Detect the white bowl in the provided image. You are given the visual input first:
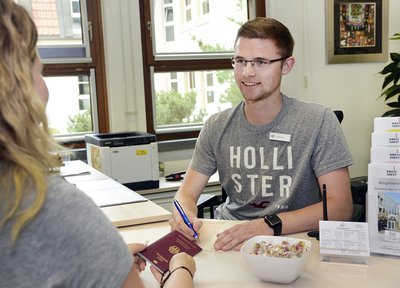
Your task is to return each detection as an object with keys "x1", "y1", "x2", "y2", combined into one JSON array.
[{"x1": 240, "y1": 235, "x2": 311, "y2": 284}]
